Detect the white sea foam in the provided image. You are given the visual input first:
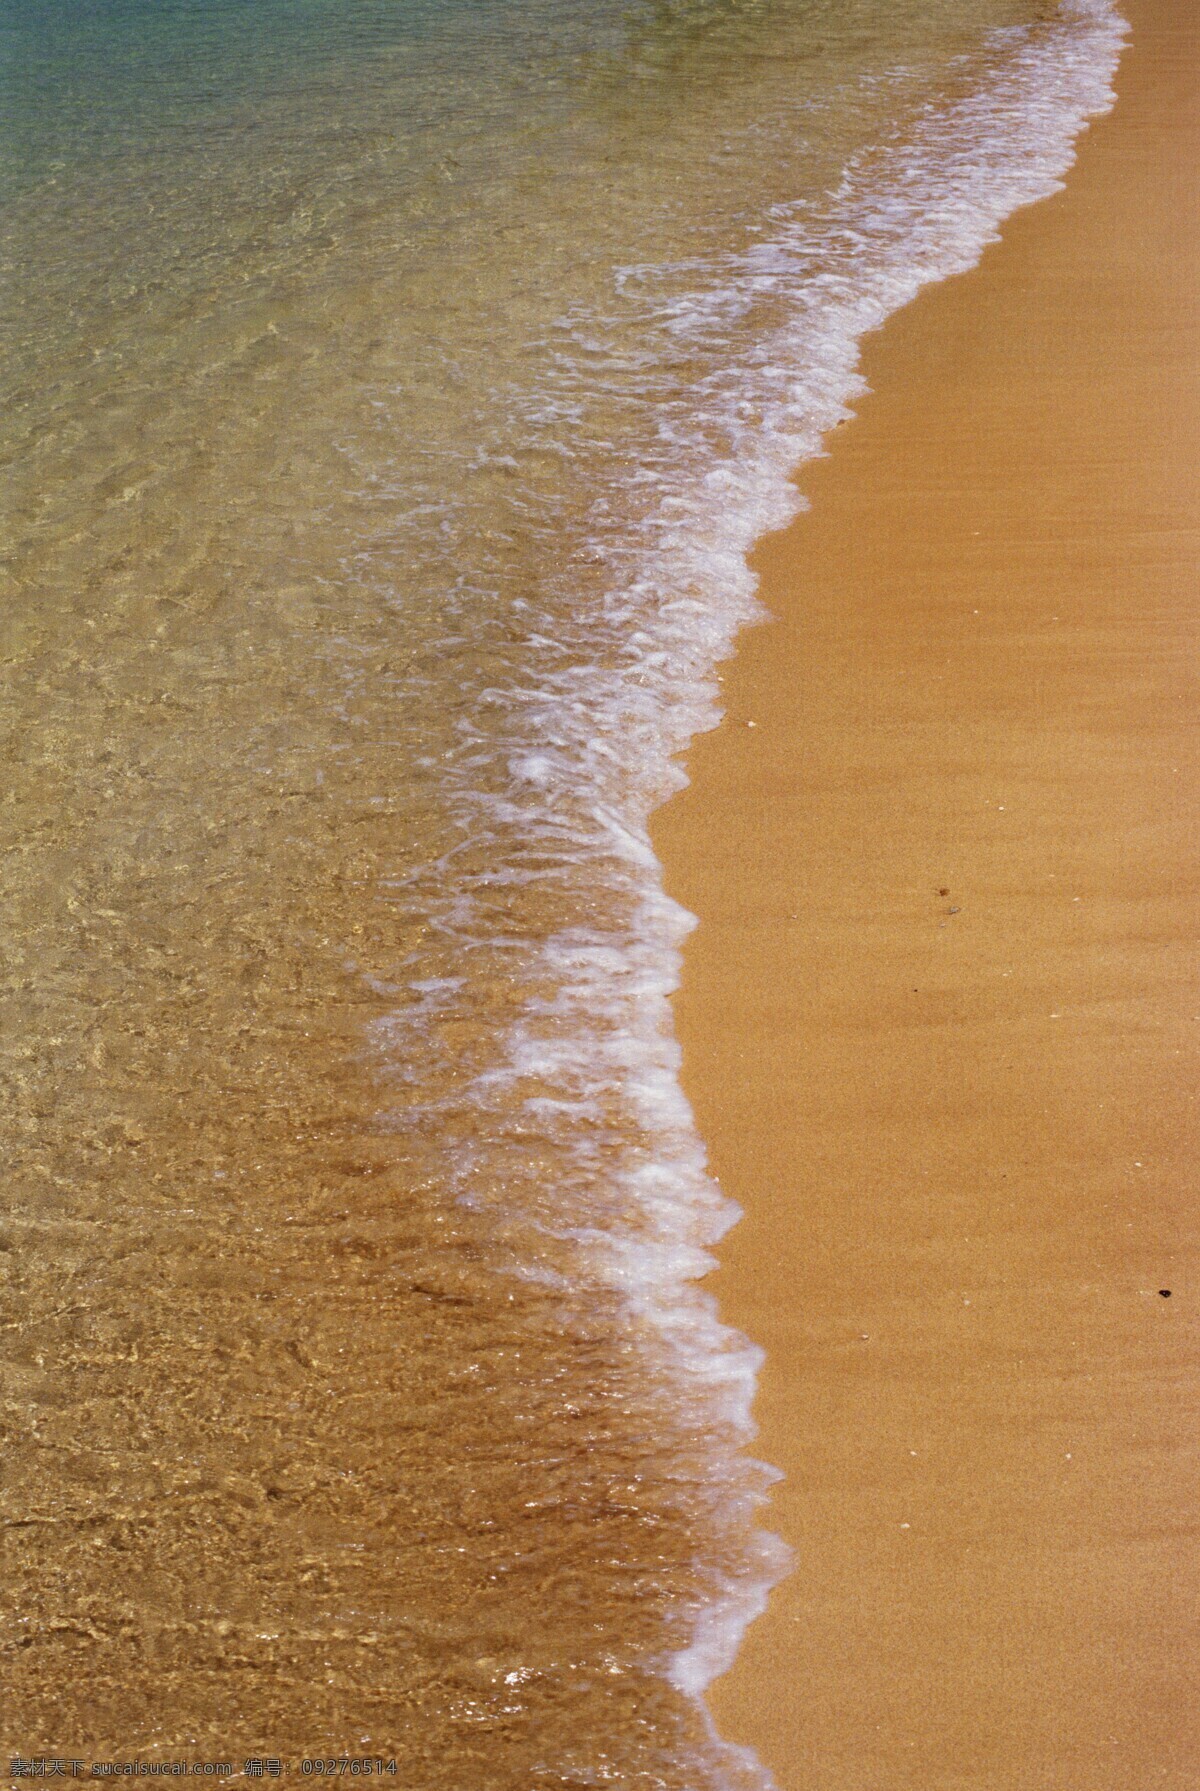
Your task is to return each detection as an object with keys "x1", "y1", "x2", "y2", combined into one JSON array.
[{"x1": 390, "y1": 0, "x2": 1127, "y2": 1780}]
